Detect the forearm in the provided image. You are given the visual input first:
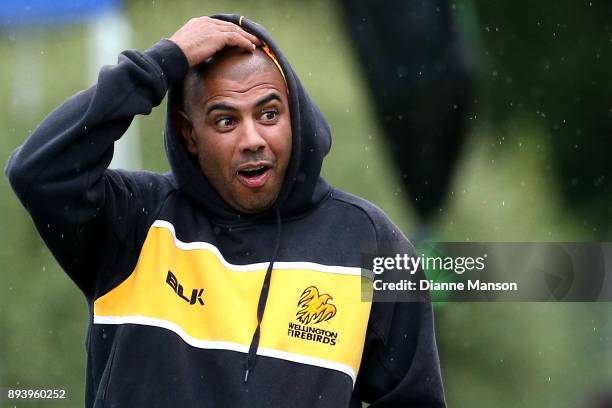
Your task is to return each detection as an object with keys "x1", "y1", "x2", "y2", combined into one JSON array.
[
  {"x1": 5, "y1": 39, "x2": 187, "y2": 213},
  {"x1": 356, "y1": 225, "x2": 446, "y2": 407},
  {"x1": 363, "y1": 302, "x2": 446, "y2": 407},
  {"x1": 4, "y1": 39, "x2": 188, "y2": 296}
]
